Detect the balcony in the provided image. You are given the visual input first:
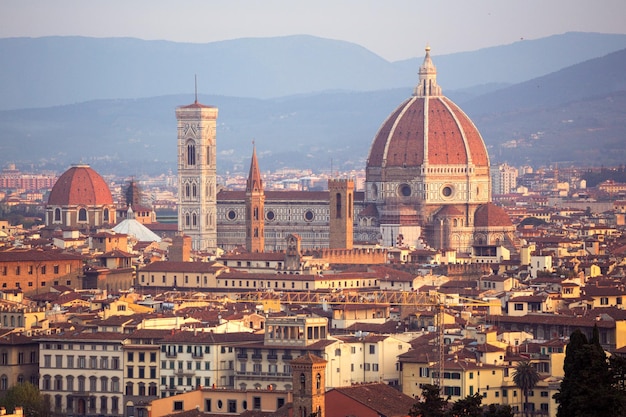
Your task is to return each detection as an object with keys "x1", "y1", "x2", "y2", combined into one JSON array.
[
  {"x1": 191, "y1": 352, "x2": 203, "y2": 359},
  {"x1": 175, "y1": 369, "x2": 194, "y2": 376},
  {"x1": 237, "y1": 353, "x2": 248, "y2": 360},
  {"x1": 251, "y1": 353, "x2": 262, "y2": 360},
  {"x1": 281, "y1": 355, "x2": 293, "y2": 360},
  {"x1": 267, "y1": 354, "x2": 278, "y2": 361},
  {"x1": 235, "y1": 371, "x2": 291, "y2": 380},
  {"x1": 165, "y1": 352, "x2": 177, "y2": 358}
]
